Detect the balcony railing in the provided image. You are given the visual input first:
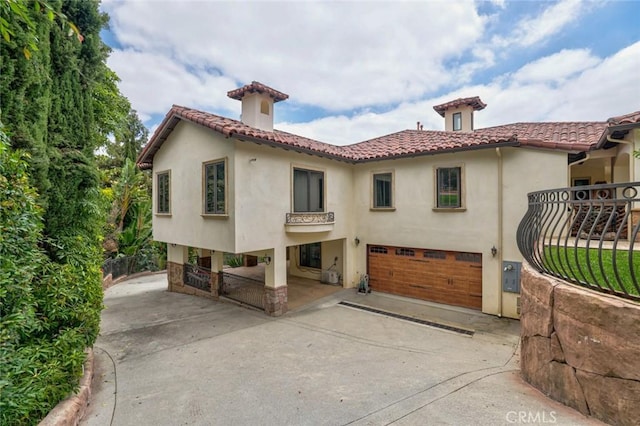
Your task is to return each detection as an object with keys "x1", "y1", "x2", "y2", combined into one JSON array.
[
  {"x1": 284, "y1": 212, "x2": 335, "y2": 232},
  {"x1": 517, "y1": 182, "x2": 640, "y2": 302}
]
